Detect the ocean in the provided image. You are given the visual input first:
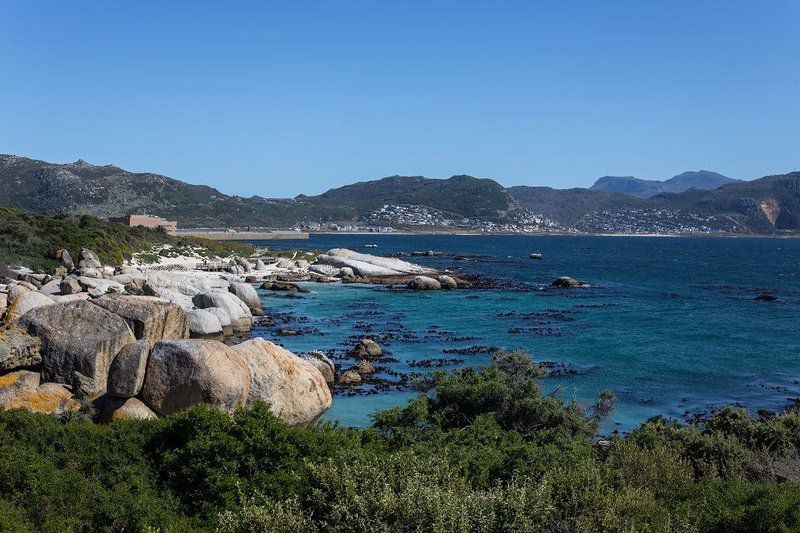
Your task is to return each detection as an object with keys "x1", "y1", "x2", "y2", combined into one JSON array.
[{"x1": 251, "y1": 234, "x2": 800, "y2": 433}]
